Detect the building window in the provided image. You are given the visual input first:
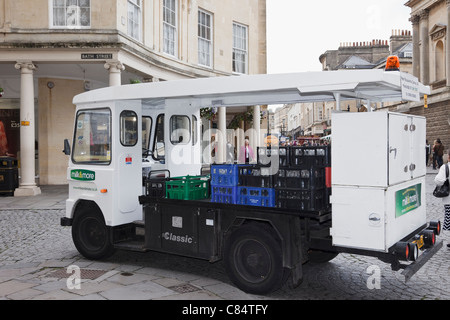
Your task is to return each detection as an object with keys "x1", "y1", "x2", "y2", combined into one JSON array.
[
  {"x1": 51, "y1": 0, "x2": 91, "y2": 28},
  {"x1": 198, "y1": 10, "x2": 213, "y2": 68},
  {"x1": 435, "y1": 40, "x2": 445, "y2": 81},
  {"x1": 163, "y1": 0, "x2": 178, "y2": 57},
  {"x1": 232, "y1": 22, "x2": 248, "y2": 74},
  {"x1": 128, "y1": 0, "x2": 142, "y2": 41}
]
